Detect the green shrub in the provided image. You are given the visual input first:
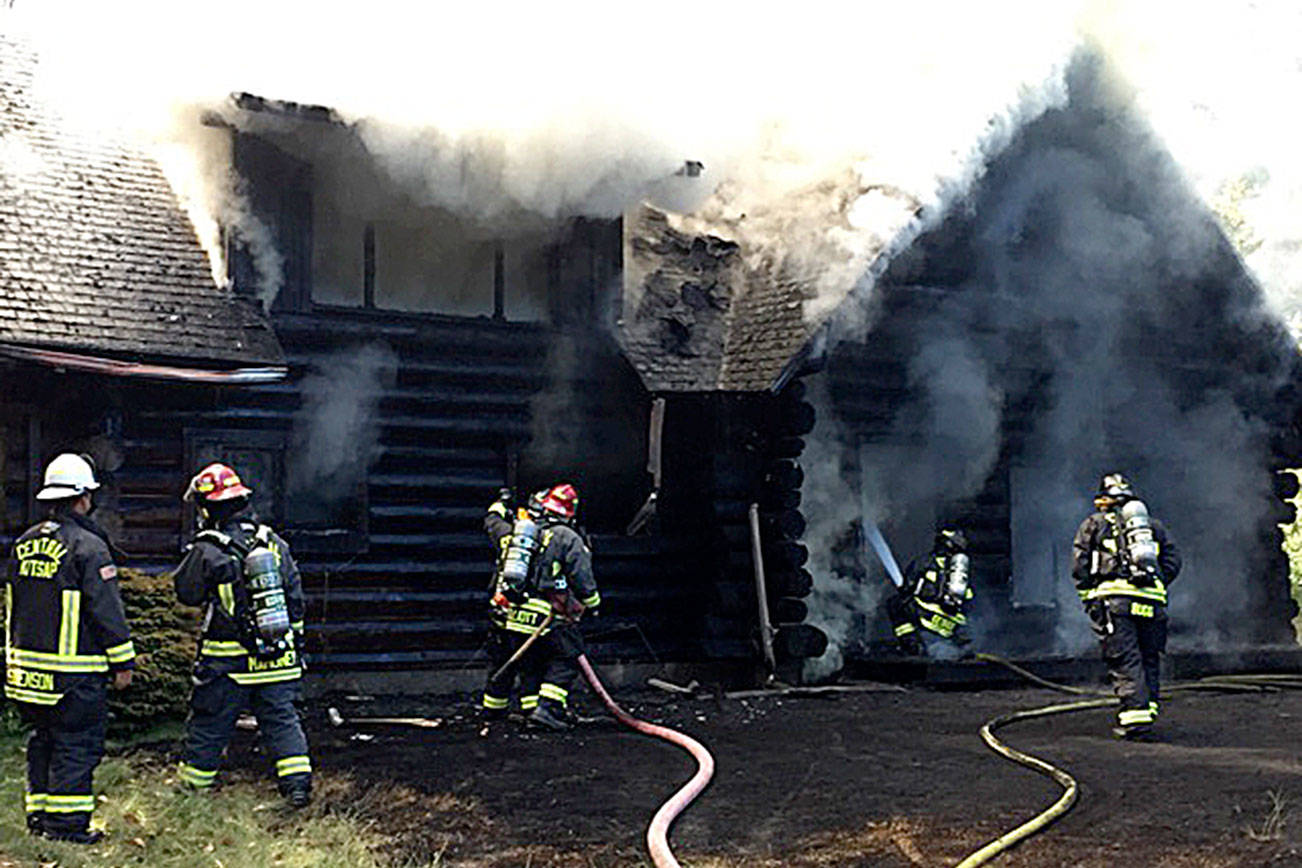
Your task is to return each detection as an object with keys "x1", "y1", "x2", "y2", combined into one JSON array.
[
  {"x1": 0, "y1": 568, "x2": 198, "y2": 735},
  {"x1": 110, "y1": 568, "x2": 200, "y2": 732}
]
